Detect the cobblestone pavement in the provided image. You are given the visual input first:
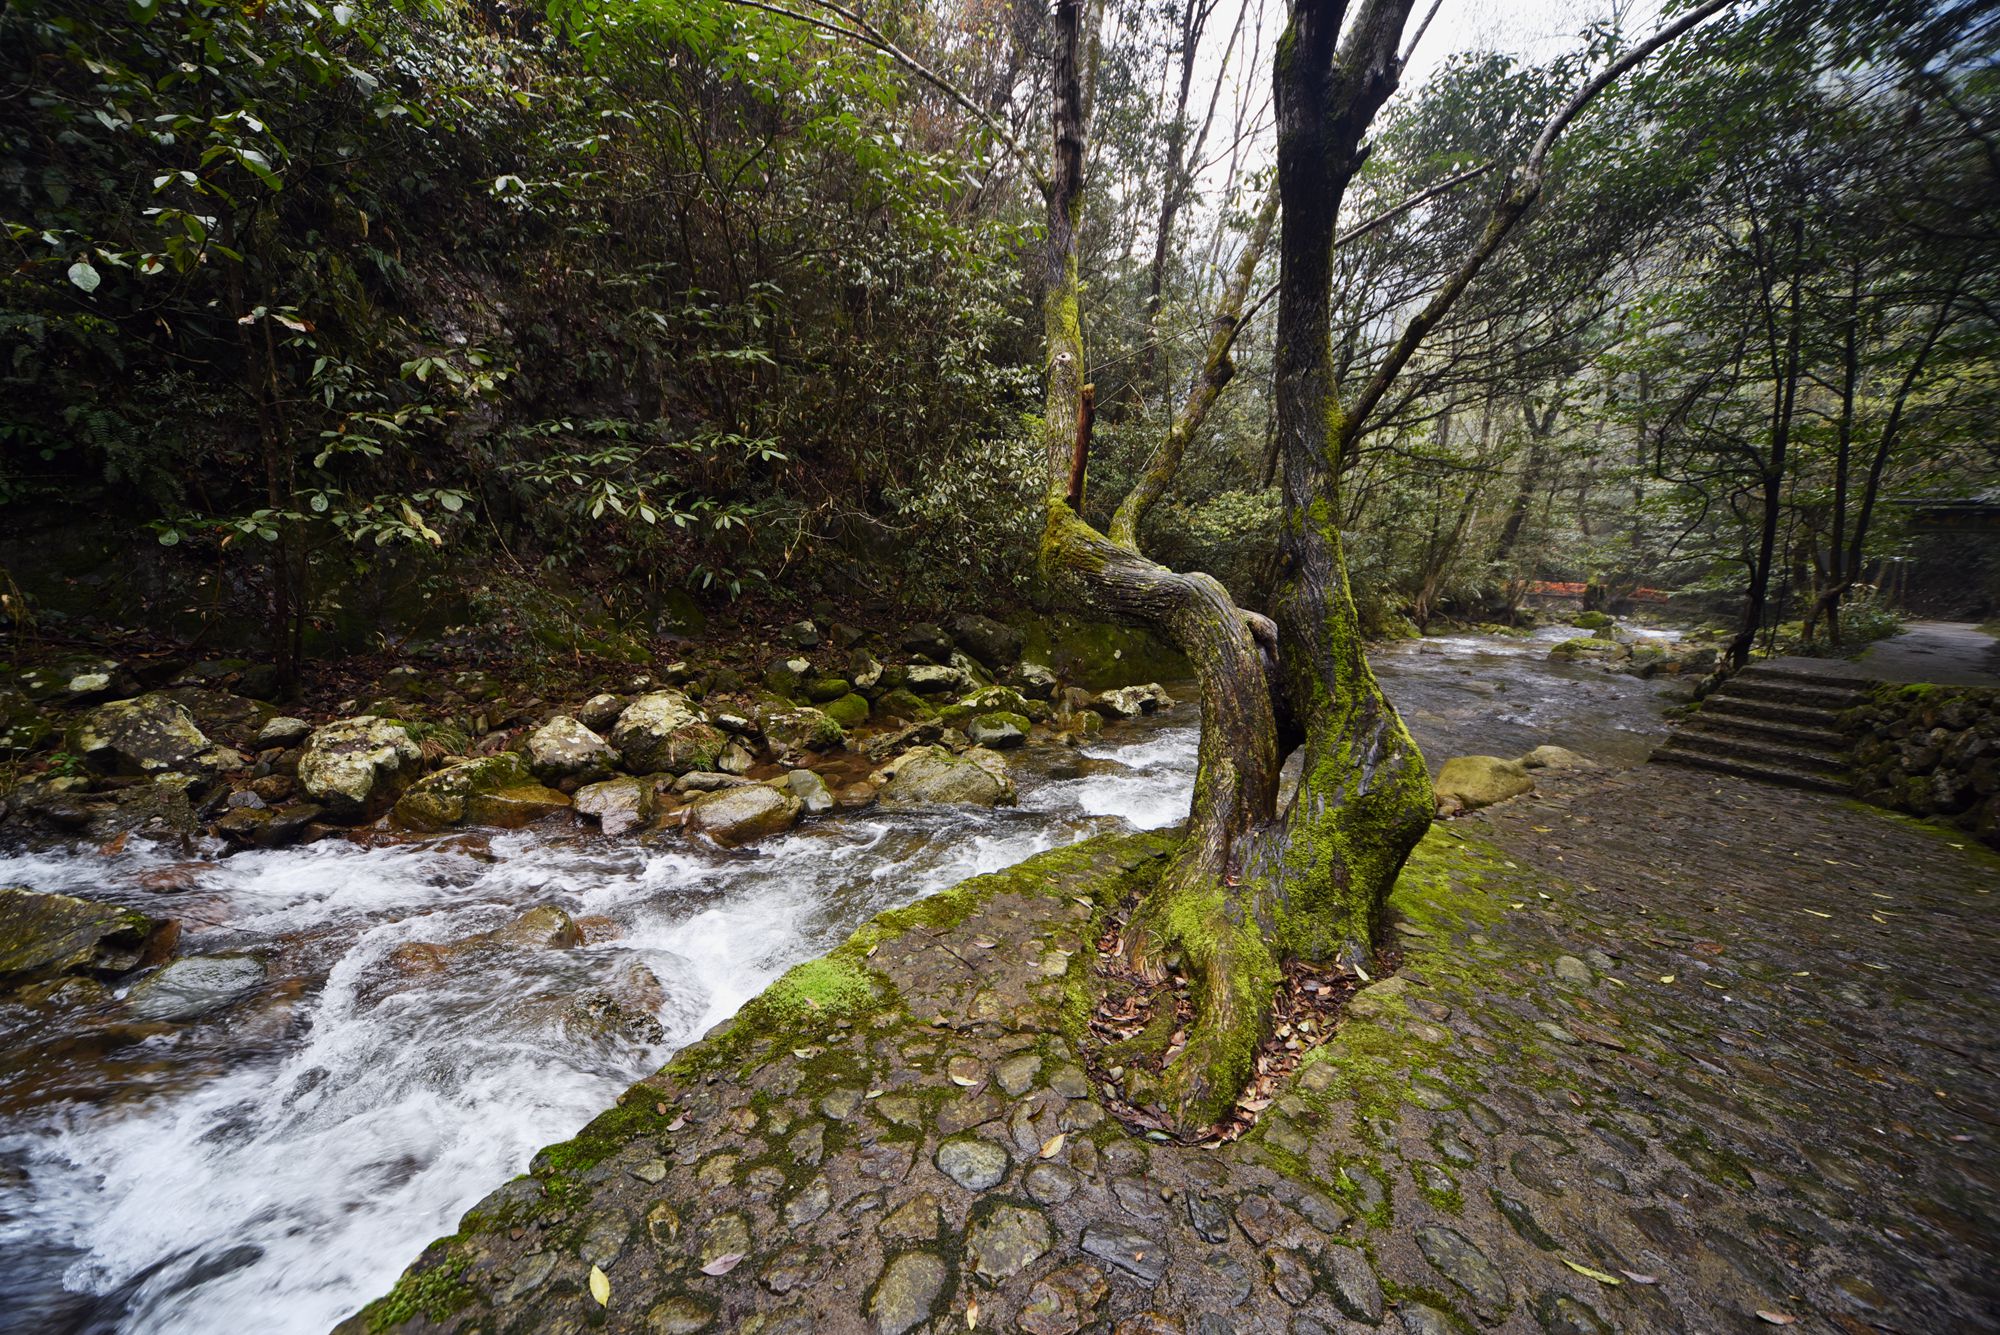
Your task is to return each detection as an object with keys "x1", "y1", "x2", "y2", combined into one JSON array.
[{"x1": 348, "y1": 765, "x2": 1999, "y2": 1335}]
